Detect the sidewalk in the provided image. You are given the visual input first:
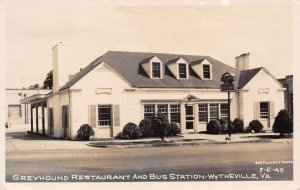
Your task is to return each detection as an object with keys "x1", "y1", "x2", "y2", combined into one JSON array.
[
  {"x1": 5, "y1": 124, "x2": 293, "y2": 150},
  {"x1": 88, "y1": 132, "x2": 293, "y2": 148}
]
